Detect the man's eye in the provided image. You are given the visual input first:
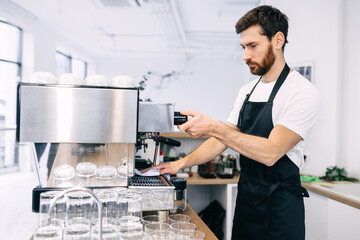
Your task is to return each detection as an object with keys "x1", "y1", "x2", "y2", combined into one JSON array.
[{"x1": 251, "y1": 45, "x2": 256, "y2": 48}]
